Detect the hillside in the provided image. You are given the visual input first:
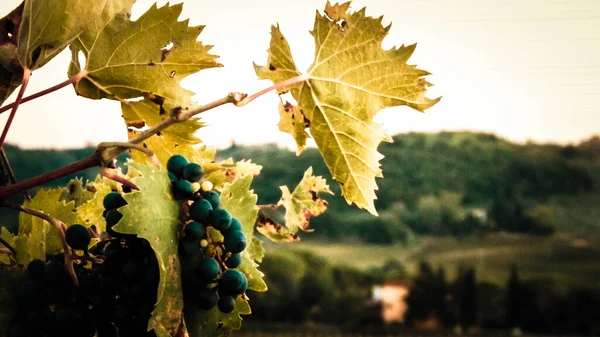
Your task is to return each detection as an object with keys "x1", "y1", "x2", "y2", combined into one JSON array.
[{"x1": 2, "y1": 132, "x2": 599, "y2": 239}]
